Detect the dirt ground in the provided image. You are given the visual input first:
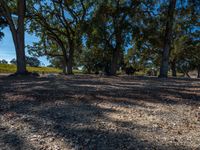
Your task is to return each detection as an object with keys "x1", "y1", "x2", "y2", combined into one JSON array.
[{"x1": 0, "y1": 74, "x2": 200, "y2": 150}]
